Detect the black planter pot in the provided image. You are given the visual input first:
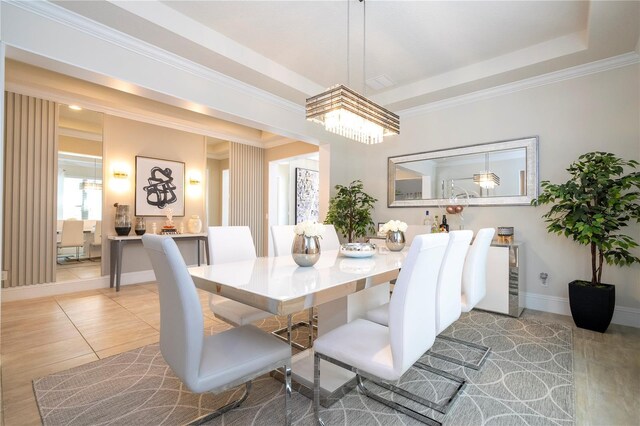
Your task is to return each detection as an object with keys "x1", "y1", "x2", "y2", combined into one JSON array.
[{"x1": 568, "y1": 280, "x2": 615, "y2": 333}]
